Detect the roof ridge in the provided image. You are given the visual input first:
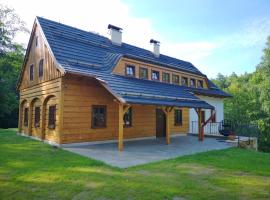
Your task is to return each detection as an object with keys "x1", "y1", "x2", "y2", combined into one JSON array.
[
  {"x1": 37, "y1": 16, "x2": 204, "y2": 74},
  {"x1": 36, "y1": 16, "x2": 108, "y2": 40}
]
